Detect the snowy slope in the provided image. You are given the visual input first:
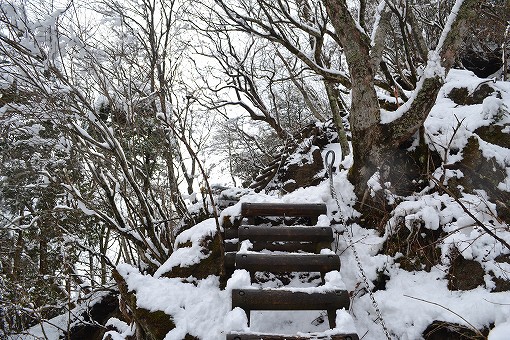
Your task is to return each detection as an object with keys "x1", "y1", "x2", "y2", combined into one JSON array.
[{"x1": 19, "y1": 70, "x2": 510, "y2": 340}]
